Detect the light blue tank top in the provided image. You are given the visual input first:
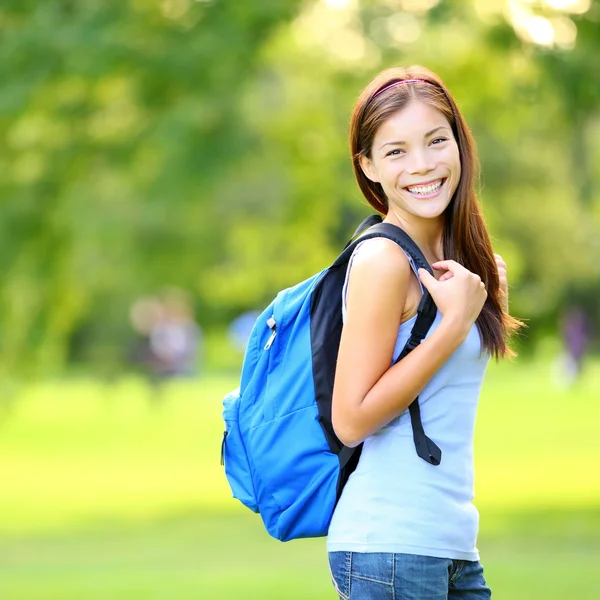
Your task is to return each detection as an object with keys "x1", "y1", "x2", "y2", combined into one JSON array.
[{"x1": 327, "y1": 241, "x2": 490, "y2": 561}]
